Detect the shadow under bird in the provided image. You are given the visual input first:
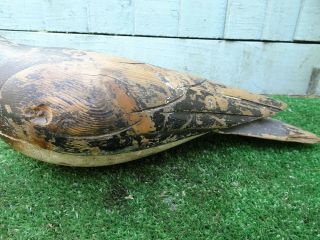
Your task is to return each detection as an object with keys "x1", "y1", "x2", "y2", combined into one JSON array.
[{"x1": 0, "y1": 37, "x2": 319, "y2": 167}]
